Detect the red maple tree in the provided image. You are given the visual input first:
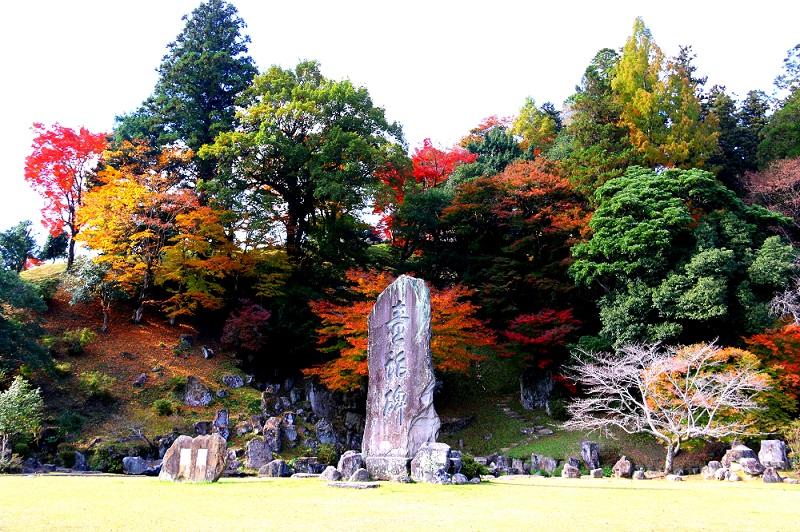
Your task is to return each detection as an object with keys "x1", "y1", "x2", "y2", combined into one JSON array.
[{"x1": 24, "y1": 123, "x2": 107, "y2": 268}]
